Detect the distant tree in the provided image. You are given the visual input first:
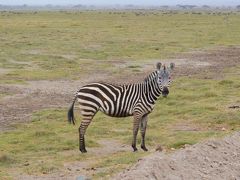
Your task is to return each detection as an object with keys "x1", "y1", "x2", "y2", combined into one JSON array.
[
  {"x1": 177, "y1": 4, "x2": 197, "y2": 9},
  {"x1": 202, "y1": 5, "x2": 210, "y2": 8},
  {"x1": 236, "y1": 5, "x2": 240, "y2": 9}
]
